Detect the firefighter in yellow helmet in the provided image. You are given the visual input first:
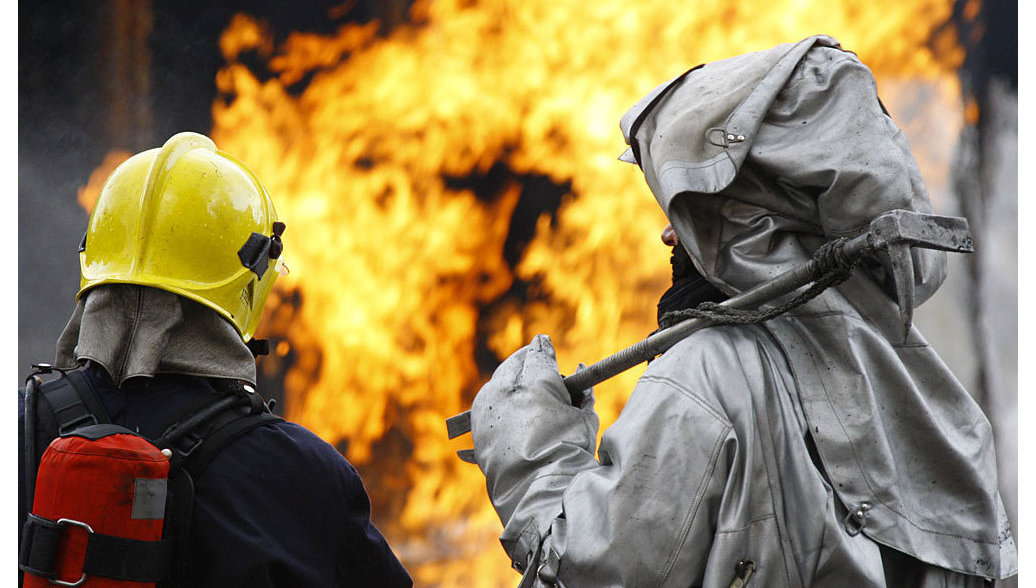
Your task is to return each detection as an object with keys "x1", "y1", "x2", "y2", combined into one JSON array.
[{"x1": 19, "y1": 133, "x2": 412, "y2": 587}]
